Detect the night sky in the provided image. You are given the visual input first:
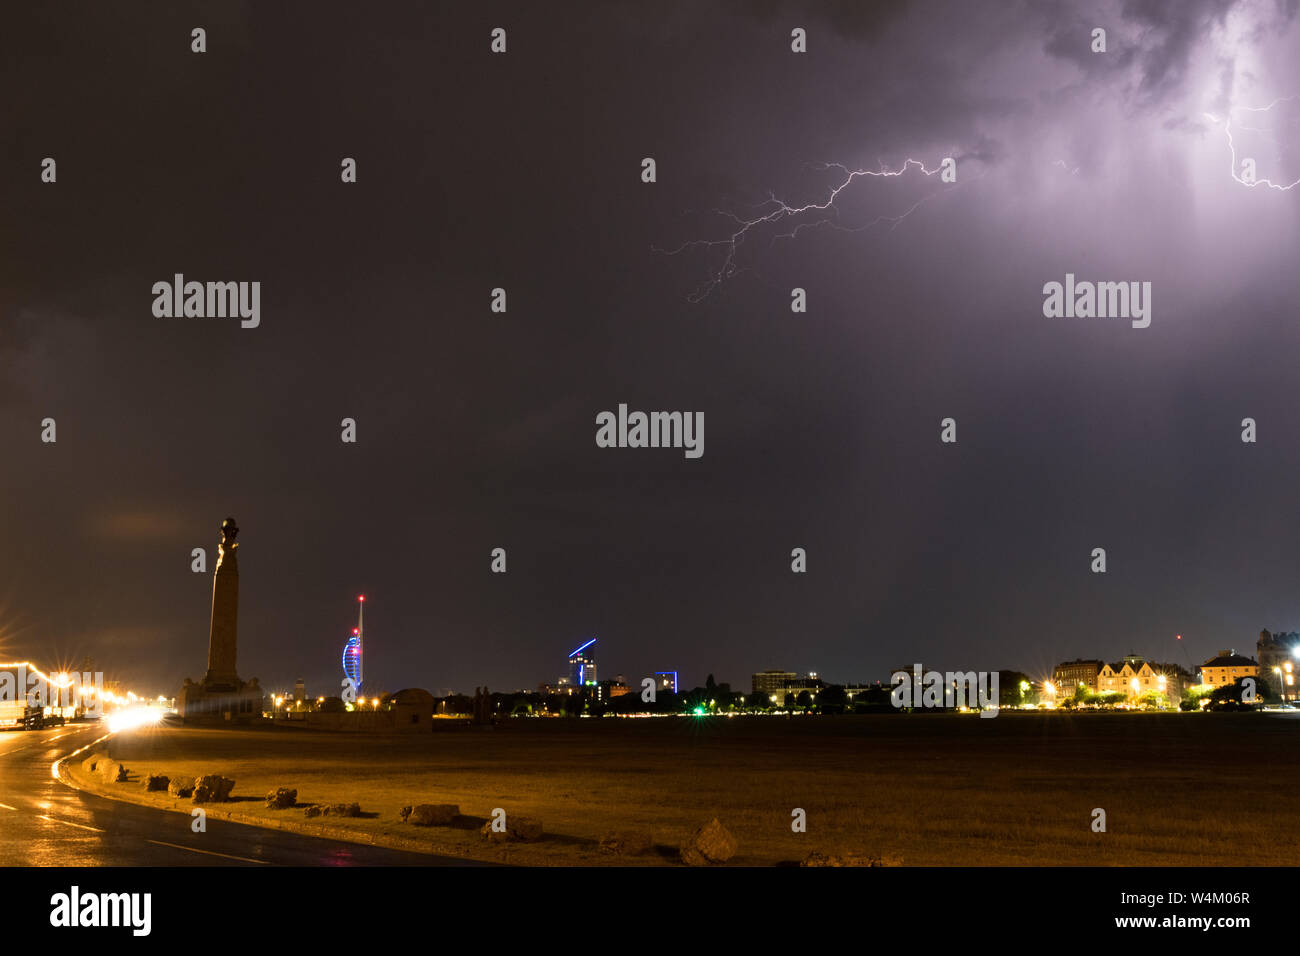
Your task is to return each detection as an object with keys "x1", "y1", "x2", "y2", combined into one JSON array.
[{"x1": 4, "y1": 0, "x2": 1300, "y2": 699}]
